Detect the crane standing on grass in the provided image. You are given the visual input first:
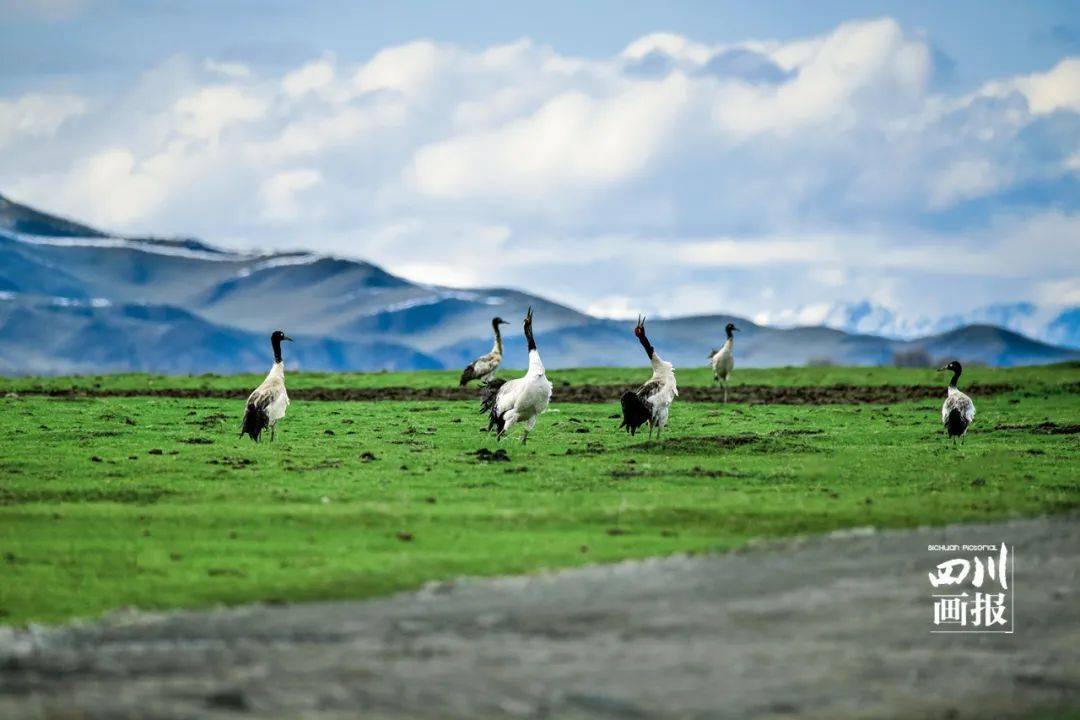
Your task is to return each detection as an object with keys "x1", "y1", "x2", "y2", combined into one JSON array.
[
  {"x1": 620, "y1": 316, "x2": 678, "y2": 439},
  {"x1": 460, "y1": 317, "x2": 510, "y2": 386},
  {"x1": 939, "y1": 360, "x2": 975, "y2": 444},
  {"x1": 480, "y1": 307, "x2": 552, "y2": 444},
  {"x1": 708, "y1": 322, "x2": 739, "y2": 403},
  {"x1": 240, "y1": 330, "x2": 292, "y2": 442}
]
